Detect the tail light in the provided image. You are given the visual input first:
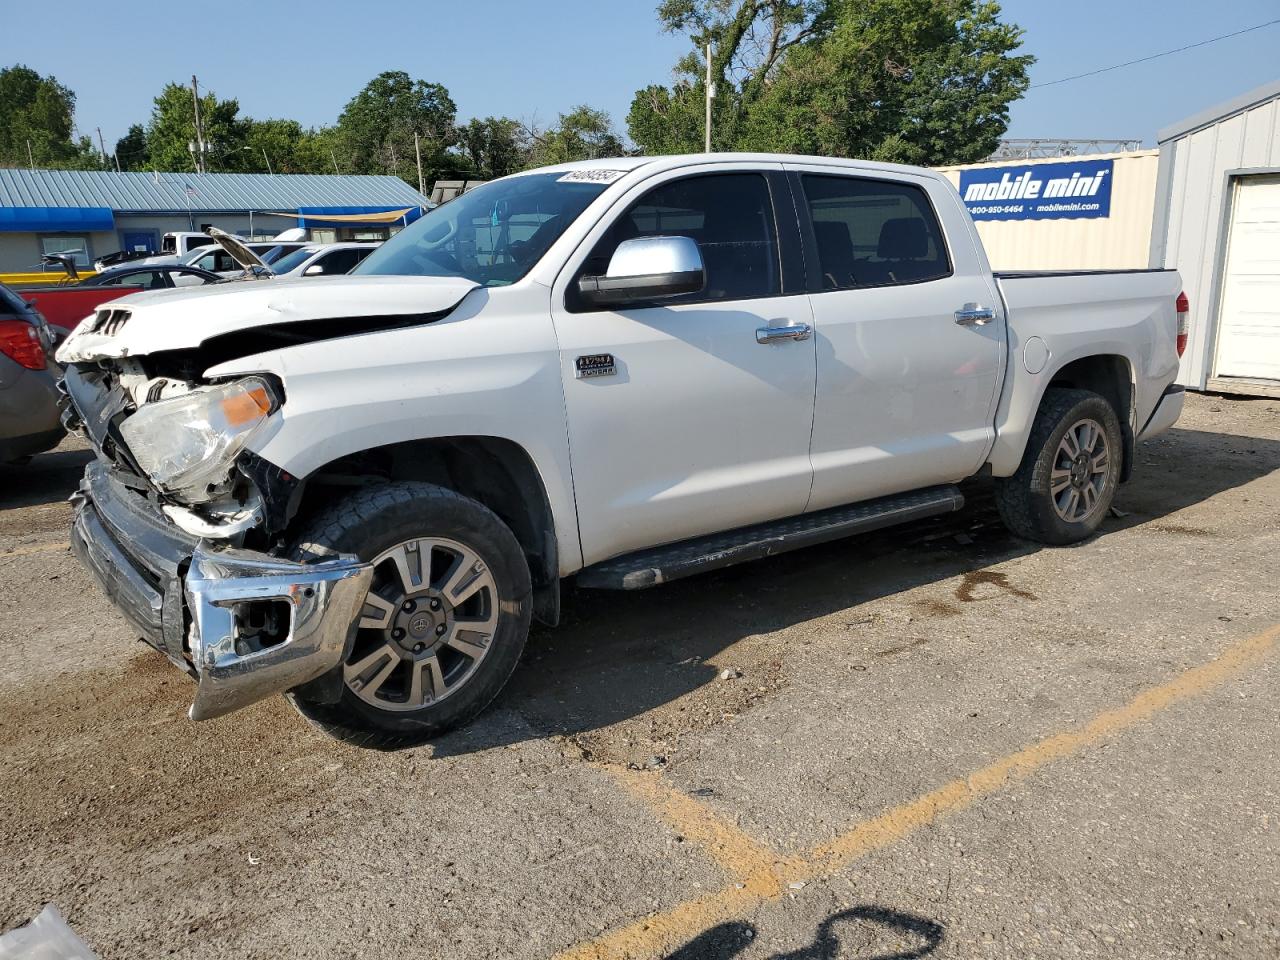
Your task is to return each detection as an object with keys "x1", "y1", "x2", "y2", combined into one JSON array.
[
  {"x1": 0, "y1": 320, "x2": 48, "y2": 371},
  {"x1": 1175, "y1": 291, "x2": 1189, "y2": 357}
]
